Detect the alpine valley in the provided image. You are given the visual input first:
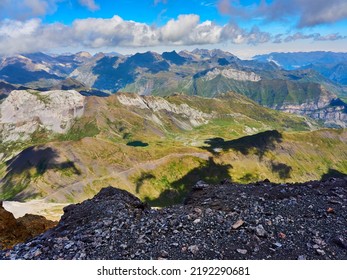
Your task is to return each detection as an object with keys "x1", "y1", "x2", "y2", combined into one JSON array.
[{"x1": 1, "y1": 49, "x2": 347, "y2": 219}]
